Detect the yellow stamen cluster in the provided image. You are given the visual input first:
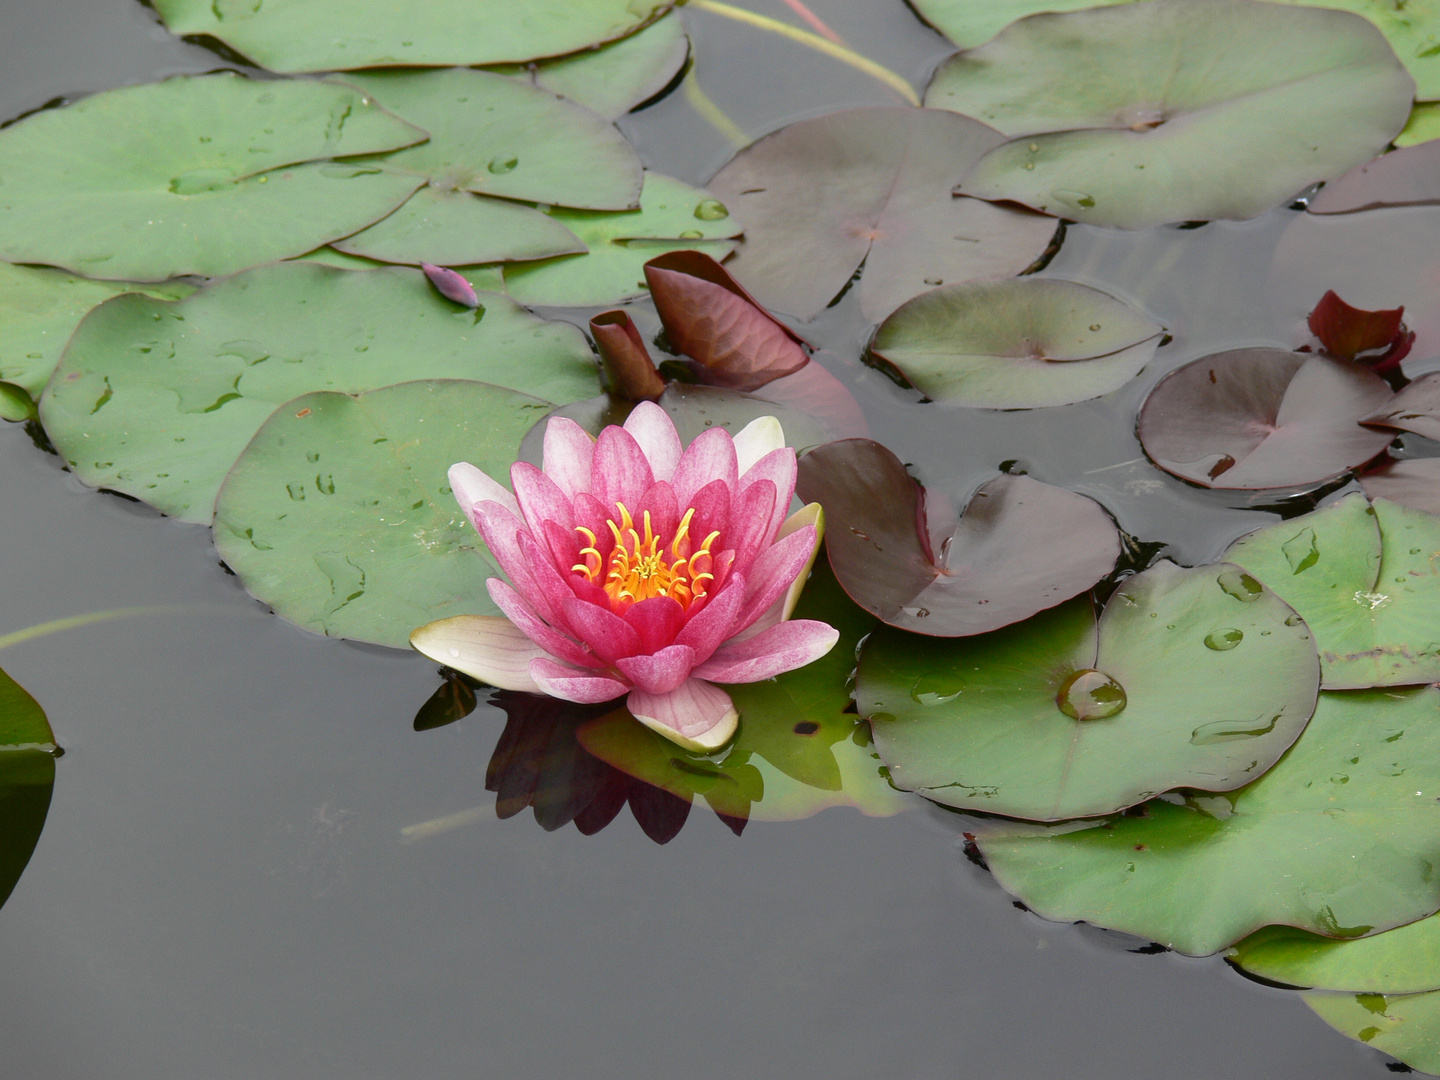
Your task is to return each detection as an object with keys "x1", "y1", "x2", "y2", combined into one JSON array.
[{"x1": 572, "y1": 503, "x2": 719, "y2": 613}]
